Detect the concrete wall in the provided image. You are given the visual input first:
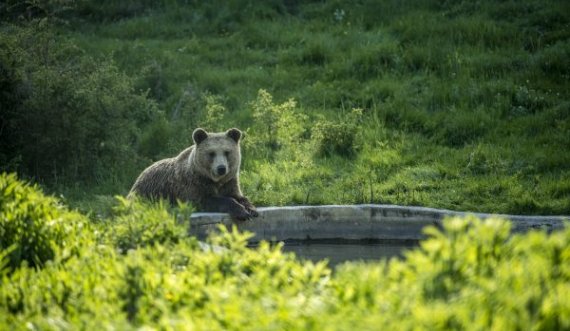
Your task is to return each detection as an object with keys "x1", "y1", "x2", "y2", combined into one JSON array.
[{"x1": 189, "y1": 204, "x2": 568, "y2": 243}]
